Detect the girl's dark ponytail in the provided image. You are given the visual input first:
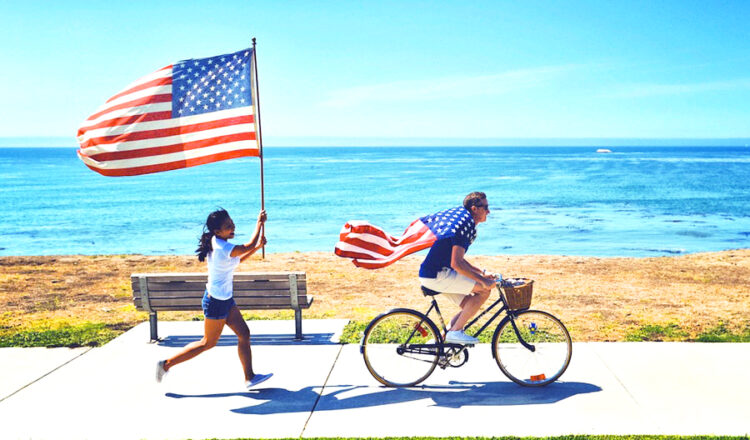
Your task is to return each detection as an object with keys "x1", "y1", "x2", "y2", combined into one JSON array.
[
  {"x1": 196, "y1": 208, "x2": 230, "y2": 262},
  {"x1": 196, "y1": 230, "x2": 213, "y2": 262}
]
